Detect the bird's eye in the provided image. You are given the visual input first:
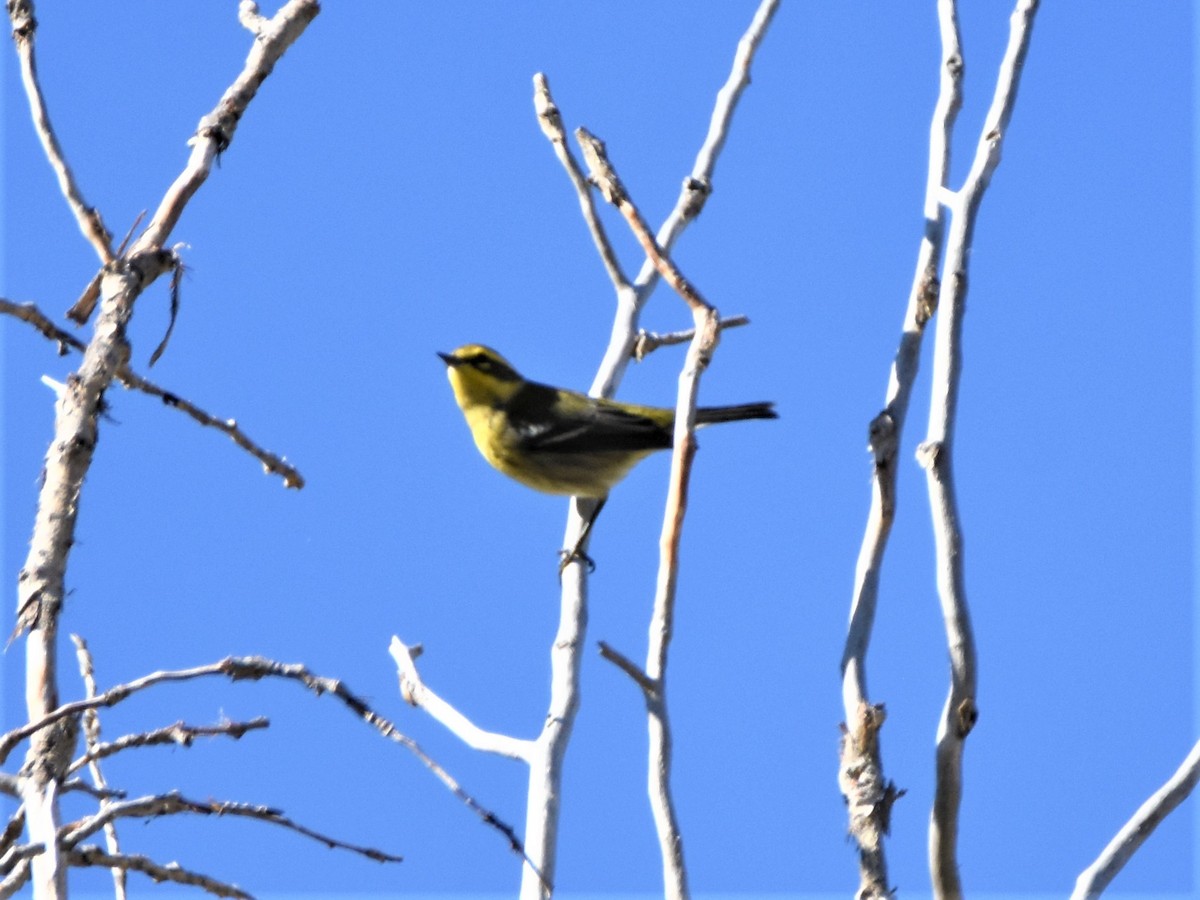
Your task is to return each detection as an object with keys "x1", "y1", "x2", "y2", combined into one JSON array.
[{"x1": 471, "y1": 355, "x2": 494, "y2": 372}]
